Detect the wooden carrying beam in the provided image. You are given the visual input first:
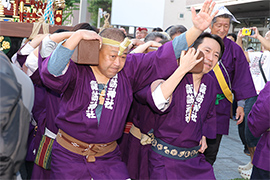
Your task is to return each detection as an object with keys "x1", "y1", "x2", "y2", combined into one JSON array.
[{"x1": 0, "y1": 21, "x2": 73, "y2": 38}]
